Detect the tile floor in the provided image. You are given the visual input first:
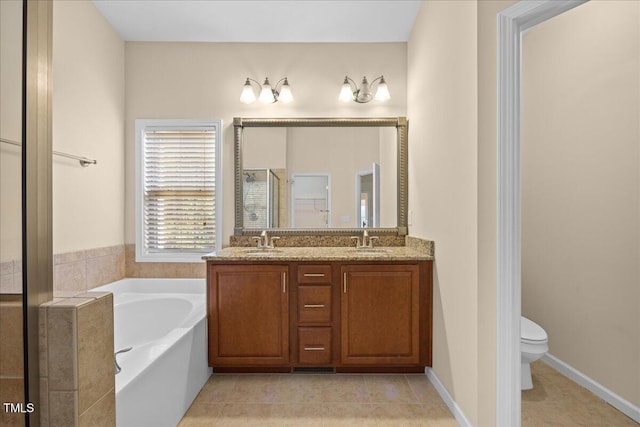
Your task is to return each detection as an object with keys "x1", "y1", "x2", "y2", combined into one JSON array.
[
  {"x1": 178, "y1": 373, "x2": 457, "y2": 426},
  {"x1": 522, "y1": 361, "x2": 639, "y2": 426},
  {"x1": 179, "y1": 363, "x2": 640, "y2": 427}
]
